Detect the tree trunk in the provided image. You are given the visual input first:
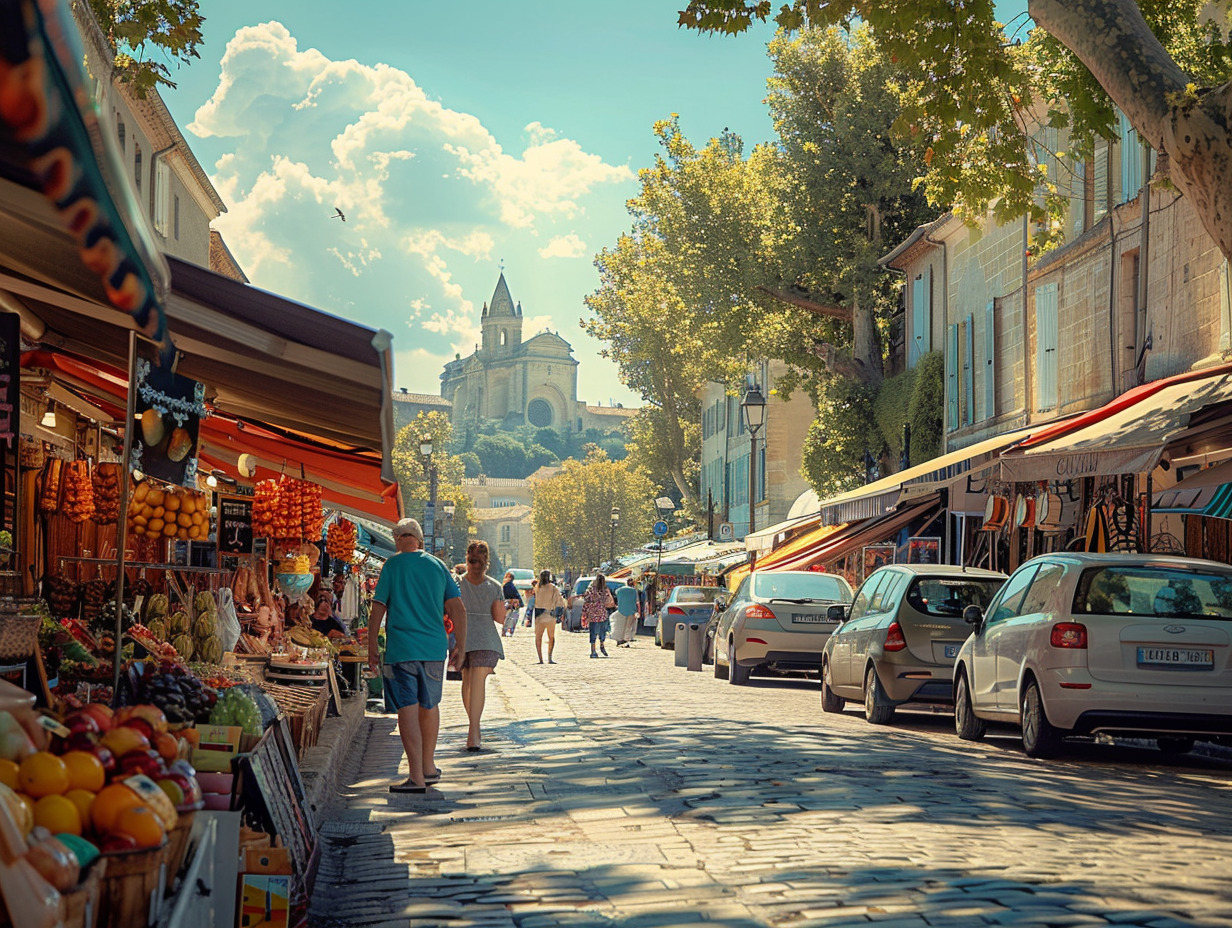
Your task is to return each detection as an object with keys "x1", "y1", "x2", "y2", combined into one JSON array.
[
  {"x1": 1030, "y1": 0, "x2": 1232, "y2": 263},
  {"x1": 850, "y1": 292, "x2": 885, "y2": 388},
  {"x1": 755, "y1": 285, "x2": 852, "y2": 321}
]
